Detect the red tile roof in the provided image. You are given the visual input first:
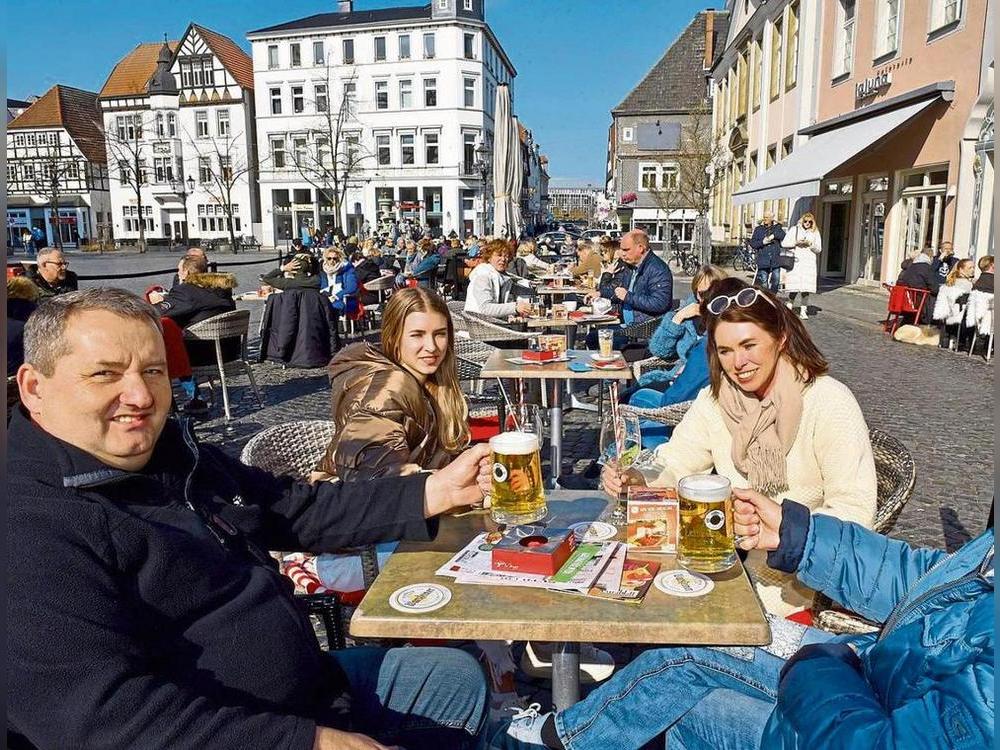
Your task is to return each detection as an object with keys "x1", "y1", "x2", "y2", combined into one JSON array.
[
  {"x1": 100, "y1": 42, "x2": 179, "y2": 98},
  {"x1": 9, "y1": 85, "x2": 107, "y2": 163},
  {"x1": 193, "y1": 25, "x2": 254, "y2": 90}
]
